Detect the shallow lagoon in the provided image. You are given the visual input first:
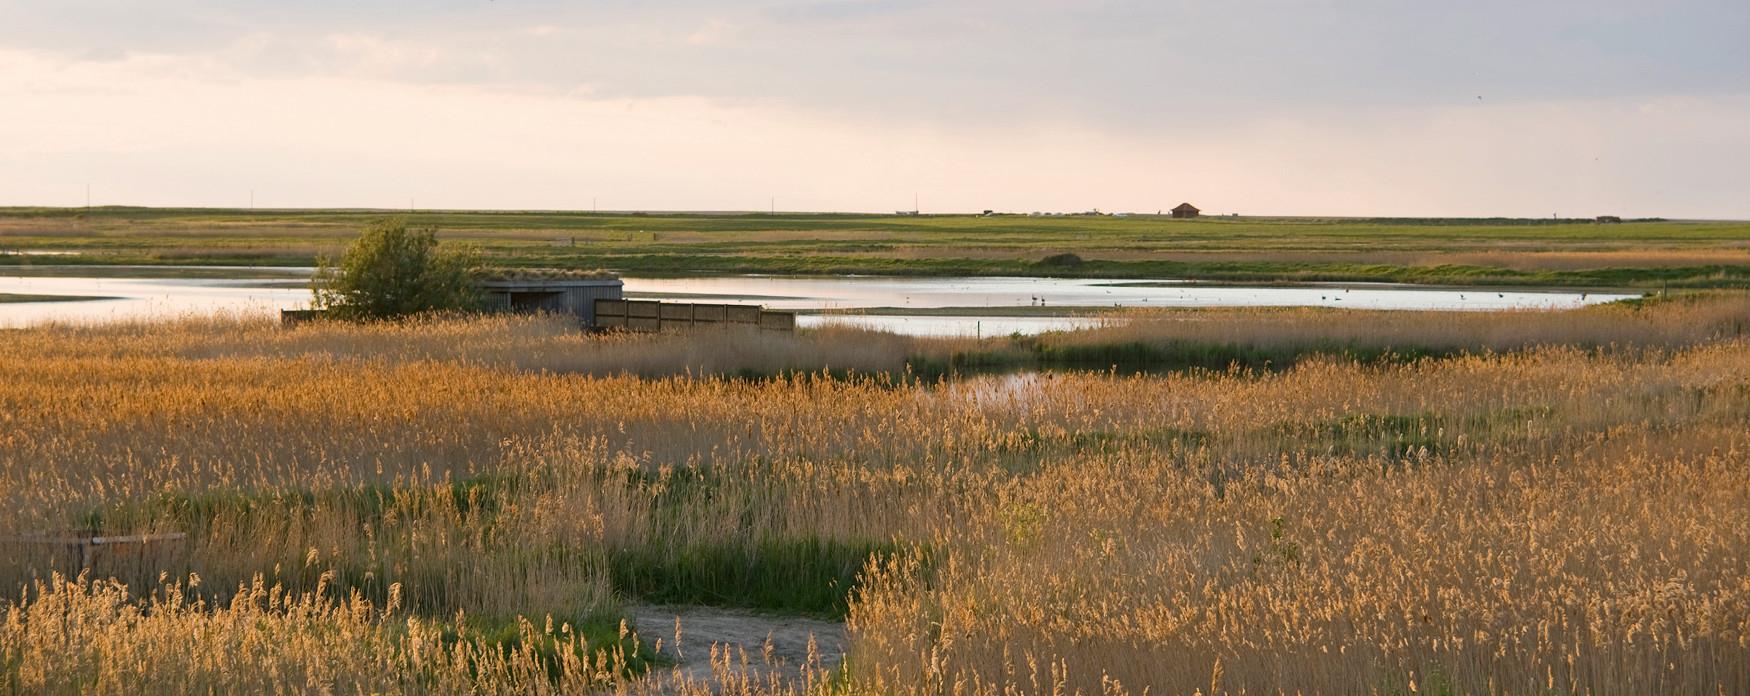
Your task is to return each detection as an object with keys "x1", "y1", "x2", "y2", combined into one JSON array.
[{"x1": 0, "y1": 269, "x2": 1639, "y2": 336}]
